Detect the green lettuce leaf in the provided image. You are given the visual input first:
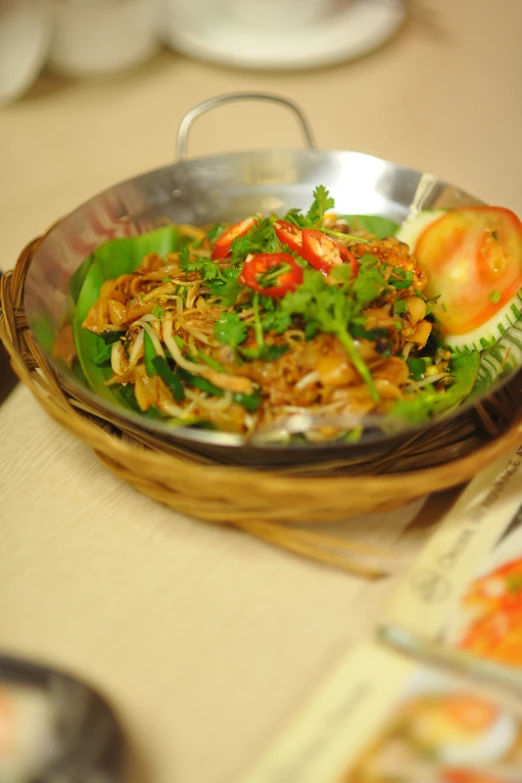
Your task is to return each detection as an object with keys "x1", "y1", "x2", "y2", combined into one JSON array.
[
  {"x1": 73, "y1": 227, "x2": 182, "y2": 403},
  {"x1": 339, "y1": 214, "x2": 400, "y2": 239}
]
